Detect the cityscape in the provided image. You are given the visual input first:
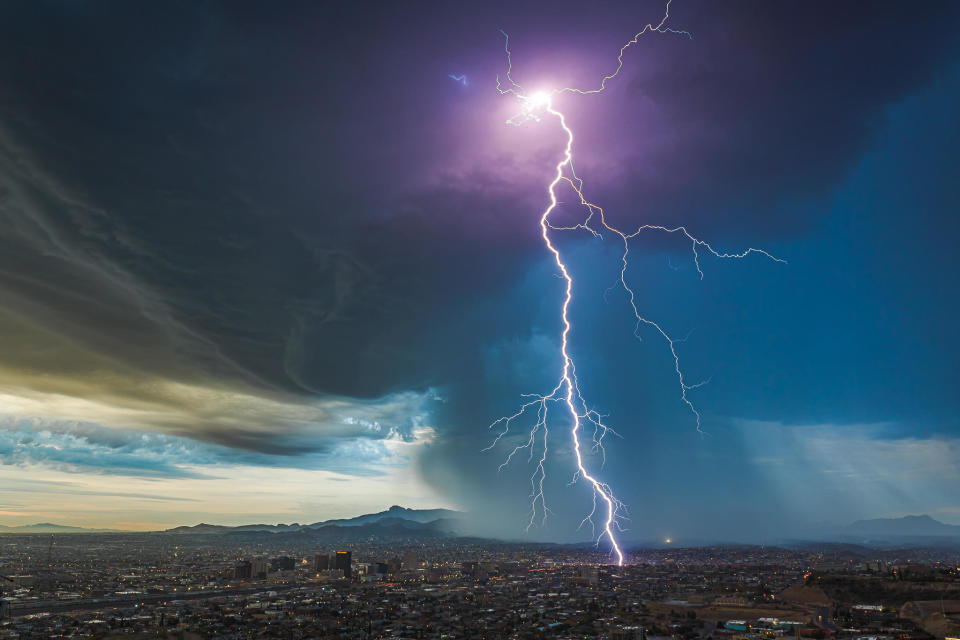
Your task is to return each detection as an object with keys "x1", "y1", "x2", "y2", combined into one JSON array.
[
  {"x1": 1, "y1": 517, "x2": 960, "y2": 639},
  {"x1": 1, "y1": 0, "x2": 959, "y2": 639}
]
